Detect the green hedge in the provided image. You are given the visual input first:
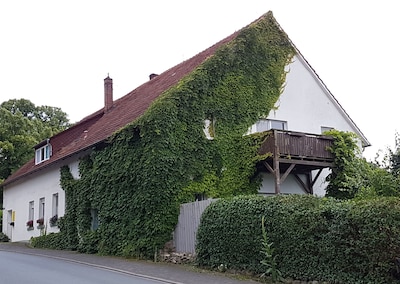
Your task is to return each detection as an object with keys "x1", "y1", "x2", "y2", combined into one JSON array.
[
  {"x1": 30, "y1": 232, "x2": 67, "y2": 249},
  {"x1": 196, "y1": 195, "x2": 400, "y2": 283}
]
